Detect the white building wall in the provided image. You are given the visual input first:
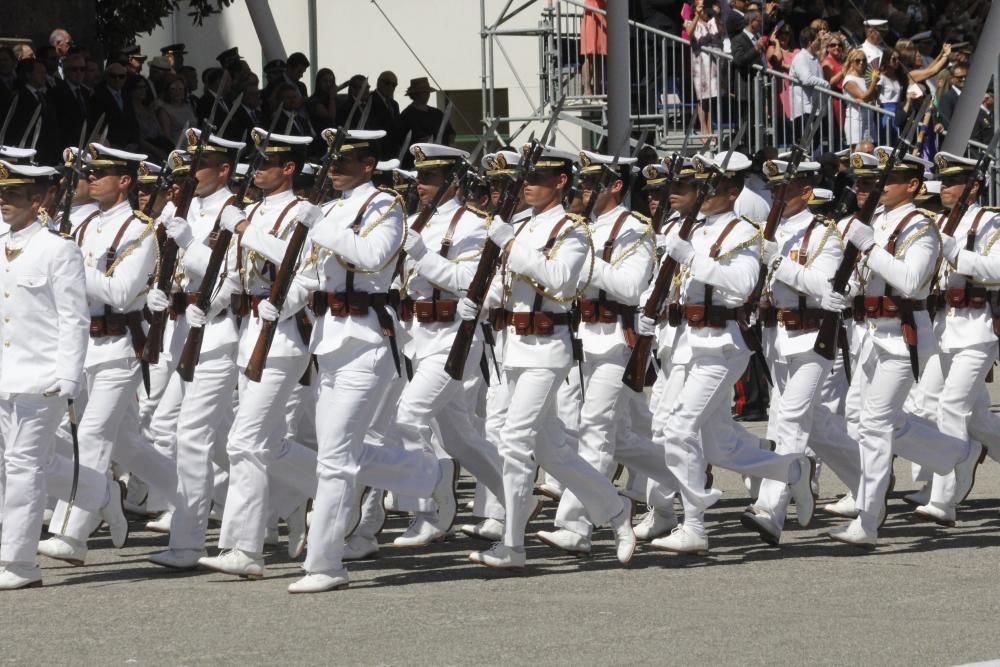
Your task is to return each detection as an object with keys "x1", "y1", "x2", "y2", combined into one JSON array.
[{"x1": 136, "y1": 0, "x2": 582, "y2": 149}]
